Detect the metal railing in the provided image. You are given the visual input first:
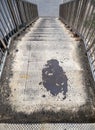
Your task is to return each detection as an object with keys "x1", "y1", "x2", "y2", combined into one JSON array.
[
  {"x1": 59, "y1": 0, "x2": 95, "y2": 81},
  {"x1": 0, "y1": 0, "x2": 38, "y2": 78}
]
